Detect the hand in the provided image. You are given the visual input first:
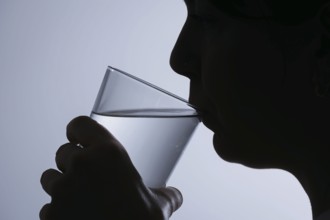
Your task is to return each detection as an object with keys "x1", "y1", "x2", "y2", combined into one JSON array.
[{"x1": 40, "y1": 116, "x2": 182, "y2": 220}]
